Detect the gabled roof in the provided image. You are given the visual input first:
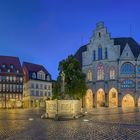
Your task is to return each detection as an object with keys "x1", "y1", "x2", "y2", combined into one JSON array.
[
  {"x1": 113, "y1": 37, "x2": 140, "y2": 58},
  {"x1": 0, "y1": 56, "x2": 22, "y2": 73},
  {"x1": 23, "y1": 62, "x2": 50, "y2": 75},
  {"x1": 75, "y1": 37, "x2": 140, "y2": 67}
]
